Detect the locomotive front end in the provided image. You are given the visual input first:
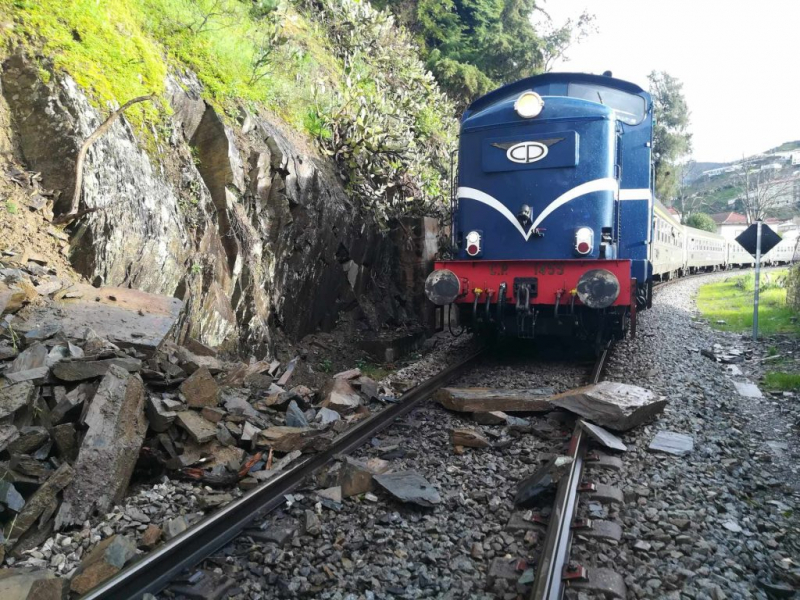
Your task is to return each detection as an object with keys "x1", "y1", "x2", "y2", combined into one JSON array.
[{"x1": 427, "y1": 73, "x2": 653, "y2": 344}]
